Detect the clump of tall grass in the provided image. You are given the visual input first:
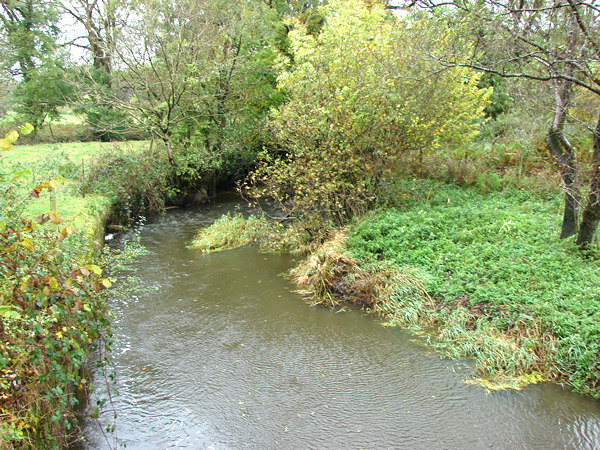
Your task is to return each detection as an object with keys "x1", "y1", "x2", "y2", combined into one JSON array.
[
  {"x1": 291, "y1": 233, "x2": 561, "y2": 391},
  {"x1": 190, "y1": 213, "x2": 270, "y2": 253},
  {"x1": 291, "y1": 229, "x2": 435, "y2": 319},
  {"x1": 190, "y1": 212, "x2": 319, "y2": 254}
]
